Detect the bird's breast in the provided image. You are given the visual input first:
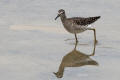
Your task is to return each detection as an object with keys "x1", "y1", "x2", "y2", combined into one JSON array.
[{"x1": 62, "y1": 21, "x2": 88, "y2": 34}]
